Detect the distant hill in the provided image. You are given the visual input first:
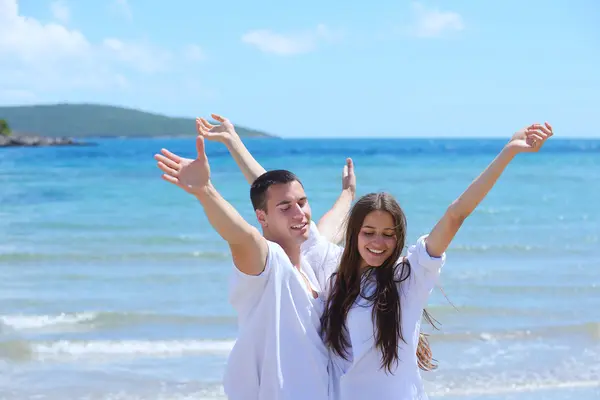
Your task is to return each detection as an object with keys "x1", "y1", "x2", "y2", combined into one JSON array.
[{"x1": 0, "y1": 104, "x2": 274, "y2": 138}]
